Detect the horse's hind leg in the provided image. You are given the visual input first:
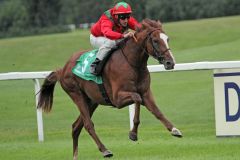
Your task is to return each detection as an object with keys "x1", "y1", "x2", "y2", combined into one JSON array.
[
  {"x1": 72, "y1": 116, "x2": 83, "y2": 160},
  {"x1": 72, "y1": 103, "x2": 98, "y2": 160},
  {"x1": 129, "y1": 103, "x2": 140, "y2": 141},
  {"x1": 69, "y1": 91, "x2": 113, "y2": 158}
]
